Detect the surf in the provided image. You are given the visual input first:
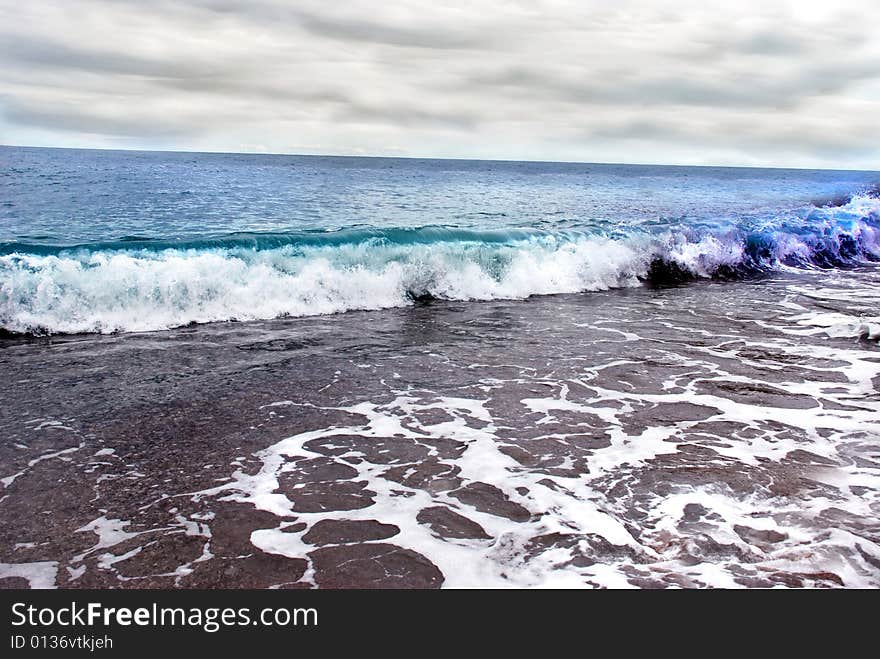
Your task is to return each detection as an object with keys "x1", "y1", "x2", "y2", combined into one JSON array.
[{"x1": 1, "y1": 194, "x2": 878, "y2": 335}]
